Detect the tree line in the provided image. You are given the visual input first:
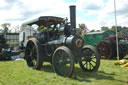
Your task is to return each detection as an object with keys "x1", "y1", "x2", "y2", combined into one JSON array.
[
  {"x1": 0, "y1": 23, "x2": 20, "y2": 33},
  {"x1": 98, "y1": 26, "x2": 128, "y2": 38}
]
